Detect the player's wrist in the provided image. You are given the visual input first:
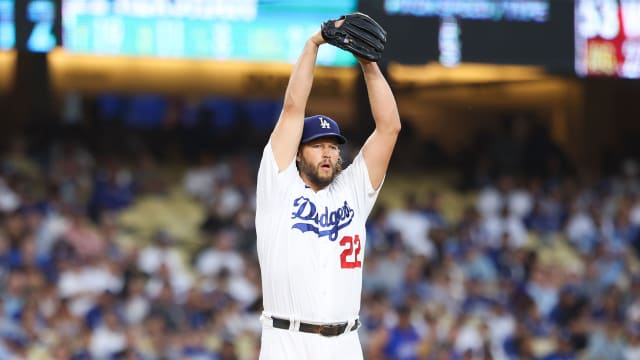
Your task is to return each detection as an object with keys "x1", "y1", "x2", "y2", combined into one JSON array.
[
  {"x1": 359, "y1": 60, "x2": 378, "y2": 72},
  {"x1": 358, "y1": 57, "x2": 375, "y2": 66},
  {"x1": 309, "y1": 35, "x2": 325, "y2": 47},
  {"x1": 309, "y1": 30, "x2": 325, "y2": 46}
]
